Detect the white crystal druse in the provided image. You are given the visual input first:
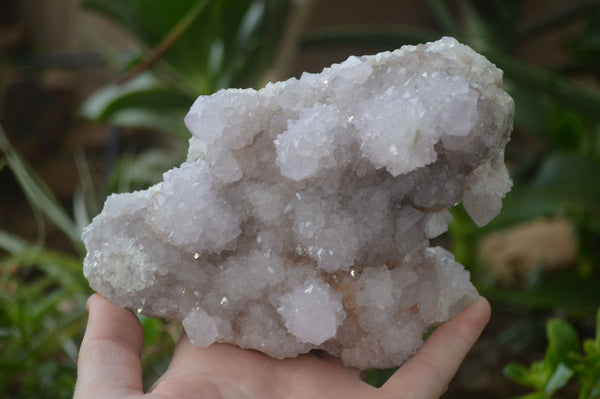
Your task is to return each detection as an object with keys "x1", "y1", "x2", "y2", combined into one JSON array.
[{"x1": 82, "y1": 37, "x2": 513, "y2": 369}]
